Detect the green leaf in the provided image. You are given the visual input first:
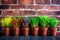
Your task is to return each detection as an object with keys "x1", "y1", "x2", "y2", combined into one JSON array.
[
  {"x1": 39, "y1": 15, "x2": 50, "y2": 28},
  {"x1": 29, "y1": 17, "x2": 39, "y2": 27},
  {"x1": 49, "y1": 18, "x2": 59, "y2": 28}
]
